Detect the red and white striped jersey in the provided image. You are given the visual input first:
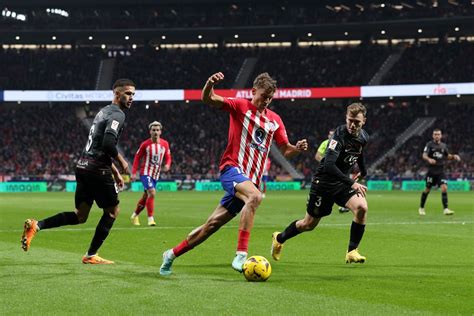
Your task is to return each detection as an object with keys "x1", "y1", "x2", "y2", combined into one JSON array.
[
  {"x1": 219, "y1": 97, "x2": 289, "y2": 185},
  {"x1": 263, "y1": 157, "x2": 272, "y2": 176},
  {"x1": 132, "y1": 138, "x2": 171, "y2": 180}
]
